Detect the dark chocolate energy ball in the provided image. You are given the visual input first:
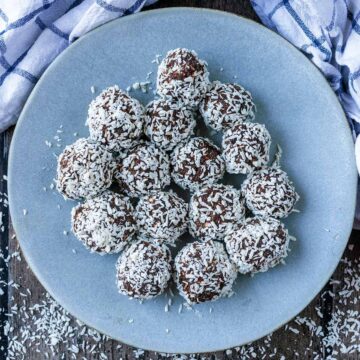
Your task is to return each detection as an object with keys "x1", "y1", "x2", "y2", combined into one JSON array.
[
  {"x1": 224, "y1": 217, "x2": 290, "y2": 274},
  {"x1": 135, "y1": 191, "x2": 188, "y2": 245},
  {"x1": 87, "y1": 85, "x2": 144, "y2": 152},
  {"x1": 116, "y1": 240, "x2": 172, "y2": 300},
  {"x1": 145, "y1": 98, "x2": 196, "y2": 151},
  {"x1": 222, "y1": 122, "x2": 271, "y2": 174},
  {"x1": 189, "y1": 184, "x2": 245, "y2": 241},
  {"x1": 171, "y1": 137, "x2": 225, "y2": 191},
  {"x1": 175, "y1": 240, "x2": 237, "y2": 304},
  {"x1": 242, "y1": 166, "x2": 299, "y2": 218},
  {"x1": 200, "y1": 81, "x2": 255, "y2": 131},
  {"x1": 56, "y1": 138, "x2": 115, "y2": 200},
  {"x1": 71, "y1": 191, "x2": 136, "y2": 254},
  {"x1": 115, "y1": 142, "x2": 171, "y2": 197},
  {"x1": 157, "y1": 48, "x2": 210, "y2": 107}
]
